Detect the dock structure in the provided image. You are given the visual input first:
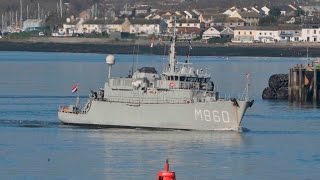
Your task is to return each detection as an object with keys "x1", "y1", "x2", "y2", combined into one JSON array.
[{"x1": 288, "y1": 61, "x2": 320, "y2": 103}]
